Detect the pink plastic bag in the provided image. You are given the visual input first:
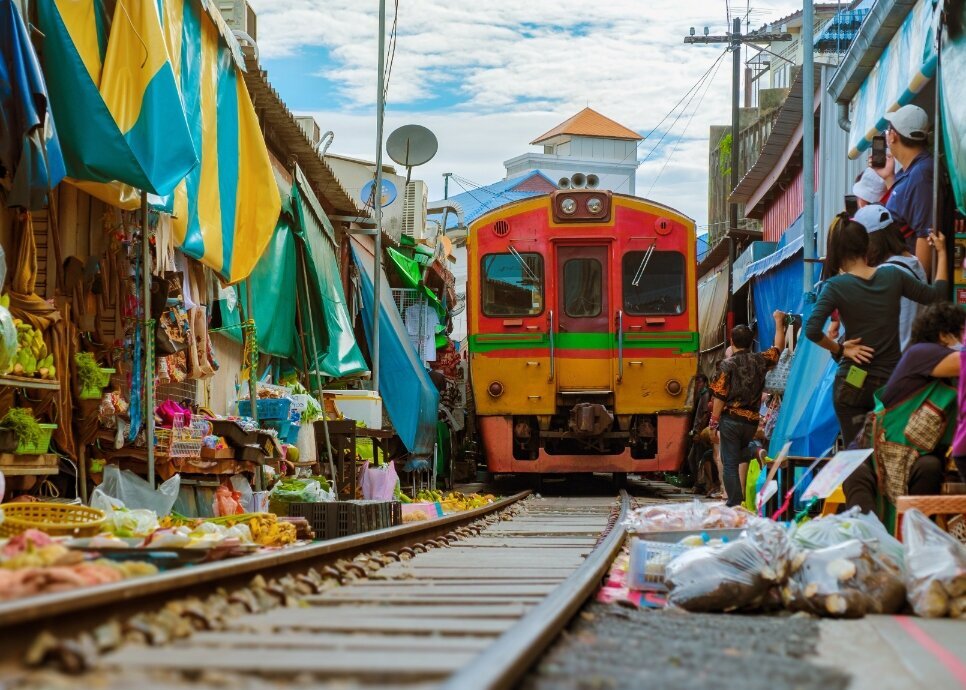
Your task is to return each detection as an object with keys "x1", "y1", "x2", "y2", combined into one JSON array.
[{"x1": 360, "y1": 461, "x2": 399, "y2": 501}]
